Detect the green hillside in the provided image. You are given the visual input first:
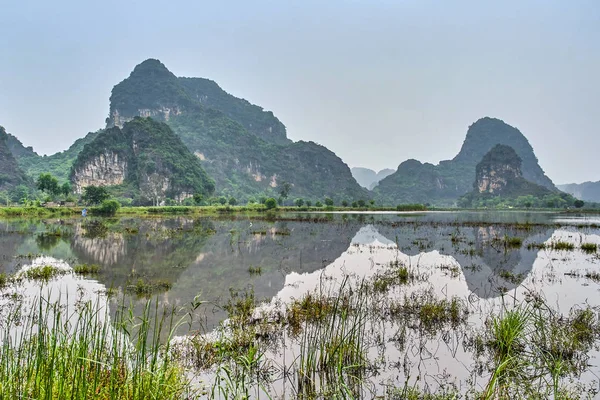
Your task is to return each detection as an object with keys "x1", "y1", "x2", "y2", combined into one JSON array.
[
  {"x1": 375, "y1": 118, "x2": 557, "y2": 206},
  {"x1": 71, "y1": 117, "x2": 214, "y2": 205},
  {"x1": 107, "y1": 59, "x2": 368, "y2": 203}
]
